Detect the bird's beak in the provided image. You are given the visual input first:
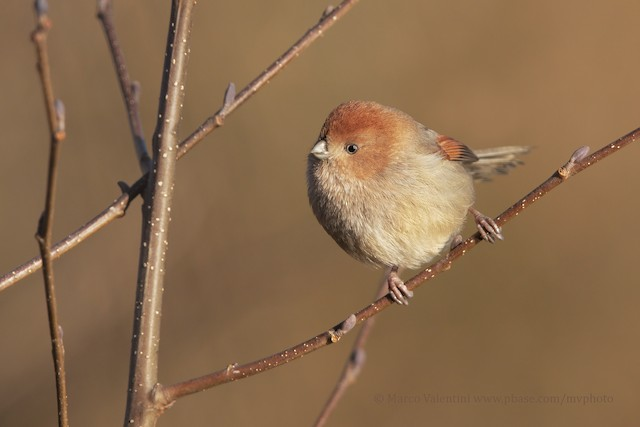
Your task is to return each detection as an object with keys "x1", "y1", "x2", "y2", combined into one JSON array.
[{"x1": 310, "y1": 139, "x2": 329, "y2": 160}]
